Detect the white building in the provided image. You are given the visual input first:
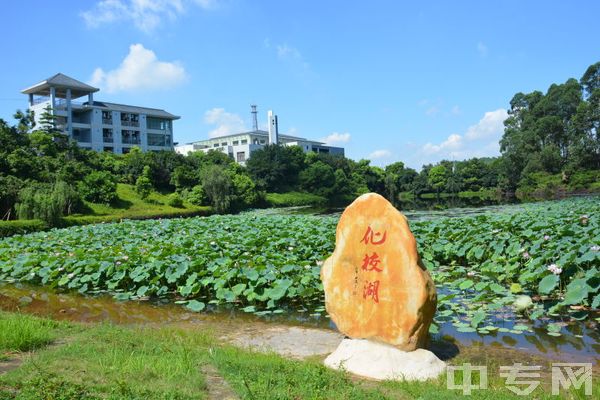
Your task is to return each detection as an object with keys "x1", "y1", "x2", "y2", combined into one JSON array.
[
  {"x1": 175, "y1": 108, "x2": 344, "y2": 164},
  {"x1": 22, "y1": 73, "x2": 179, "y2": 154}
]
